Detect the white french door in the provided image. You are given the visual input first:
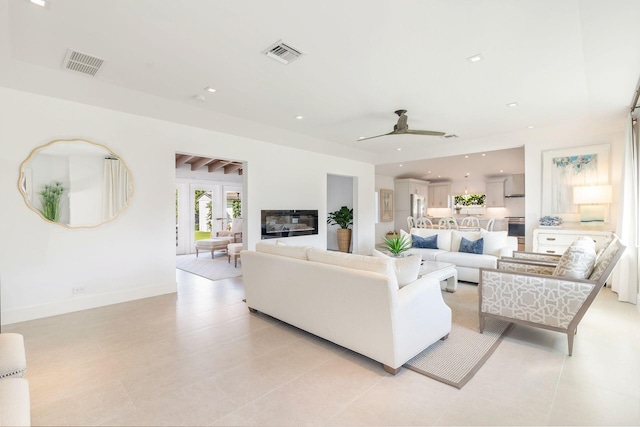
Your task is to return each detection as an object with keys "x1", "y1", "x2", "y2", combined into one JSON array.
[{"x1": 175, "y1": 183, "x2": 222, "y2": 255}]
